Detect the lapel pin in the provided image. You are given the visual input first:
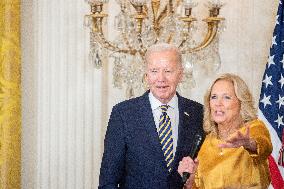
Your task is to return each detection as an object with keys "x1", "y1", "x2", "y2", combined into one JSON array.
[{"x1": 184, "y1": 112, "x2": 189, "y2": 116}]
